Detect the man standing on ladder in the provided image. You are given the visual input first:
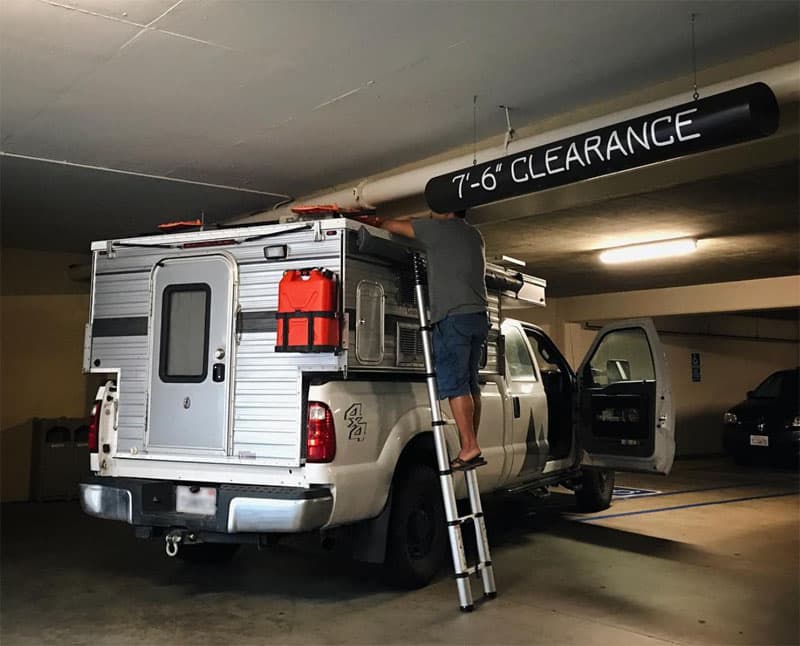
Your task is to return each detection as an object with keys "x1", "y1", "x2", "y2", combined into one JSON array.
[{"x1": 381, "y1": 210, "x2": 489, "y2": 470}]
